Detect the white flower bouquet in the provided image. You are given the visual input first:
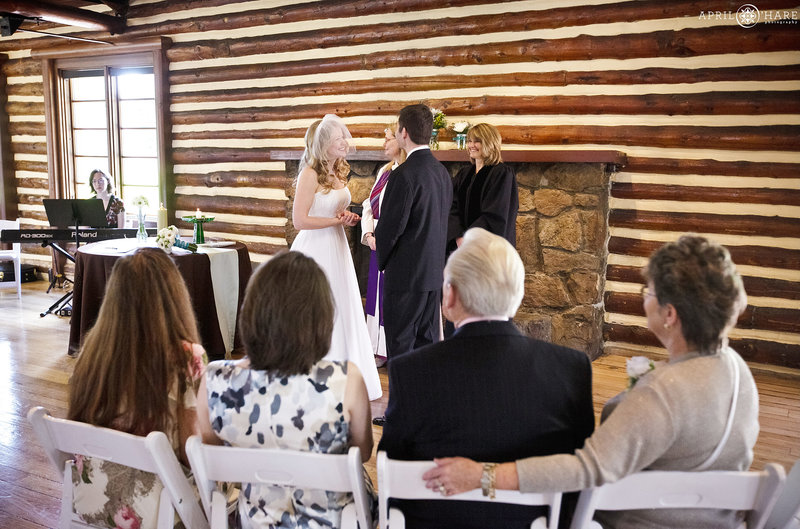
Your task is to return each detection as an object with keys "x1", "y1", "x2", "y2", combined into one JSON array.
[
  {"x1": 156, "y1": 225, "x2": 197, "y2": 253},
  {"x1": 451, "y1": 121, "x2": 470, "y2": 134},
  {"x1": 626, "y1": 356, "x2": 655, "y2": 389},
  {"x1": 131, "y1": 195, "x2": 149, "y2": 209}
]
